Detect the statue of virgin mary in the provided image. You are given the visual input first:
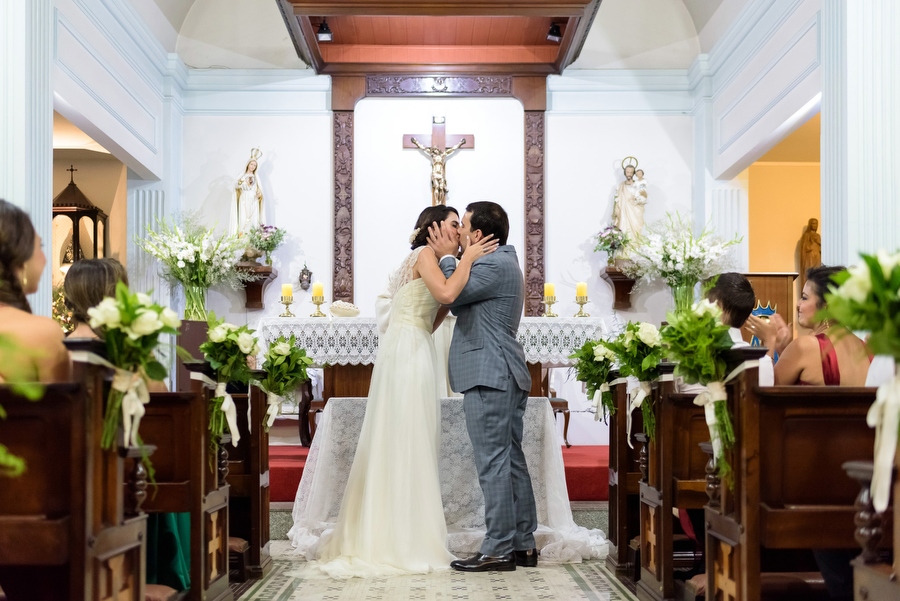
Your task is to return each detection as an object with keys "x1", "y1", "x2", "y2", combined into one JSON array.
[{"x1": 229, "y1": 148, "x2": 265, "y2": 238}]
